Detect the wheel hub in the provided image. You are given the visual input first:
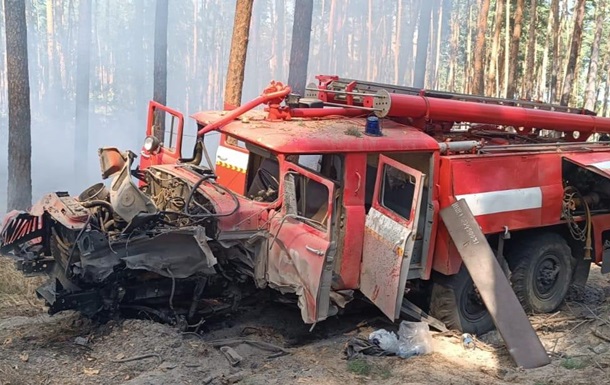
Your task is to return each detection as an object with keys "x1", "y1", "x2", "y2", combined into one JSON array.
[
  {"x1": 535, "y1": 256, "x2": 561, "y2": 297},
  {"x1": 463, "y1": 284, "x2": 487, "y2": 321}
]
